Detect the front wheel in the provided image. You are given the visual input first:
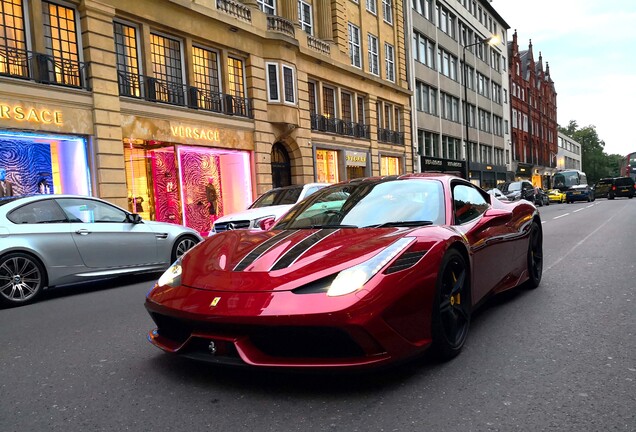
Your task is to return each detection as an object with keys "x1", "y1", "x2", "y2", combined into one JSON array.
[
  {"x1": 171, "y1": 235, "x2": 199, "y2": 262},
  {"x1": 525, "y1": 222, "x2": 543, "y2": 289},
  {"x1": 0, "y1": 253, "x2": 46, "y2": 307},
  {"x1": 431, "y1": 249, "x2": 471, "y2": 361}
]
